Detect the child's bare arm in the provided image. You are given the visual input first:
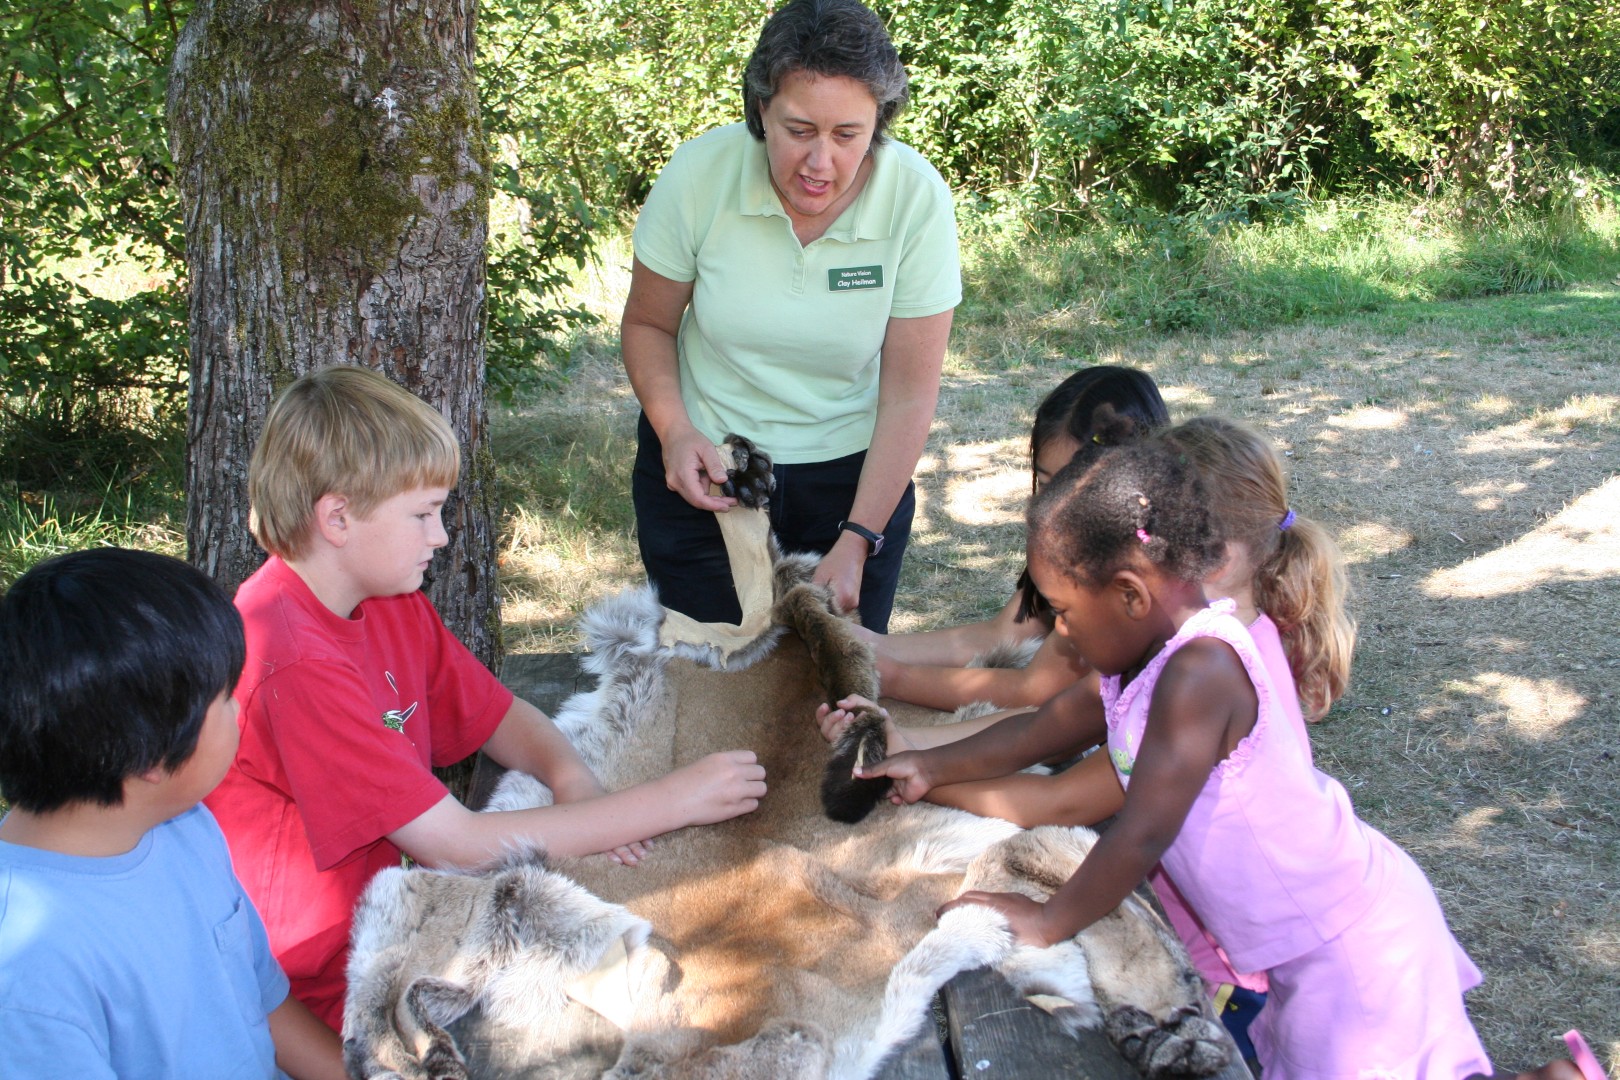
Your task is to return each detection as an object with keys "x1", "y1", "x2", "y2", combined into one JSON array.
[
  {"x1": 857, "y1": 593, "x2": 1037, "y2": 669},
  {"x1": 925, "y1": 749, "x2": 1123, "y2": 827},
  {"x1": 482, "y1": 697, "x2": 605, "y2": 802},
  {"x1": 856, "y1": 674, "x2": 1106, "y2": 797},
  {"x1": 267, "y1": 994, "x2": 346, "y2": 1080},
  {"x1": 876, "y1": 633, "x2": 1086, "y2": 711},
  {"x1": 389, "y1": 751, "x2": 767, "y2": 871},
  {"x1": 818, "y1": 697, "x2": 1044, "y2": 759},
  {"x1": 942, "y1": 639, "x2": 1254, "y2": 946},
  {"x1": 482, "y1": 698, "x2": 654, "y2": 864}
]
